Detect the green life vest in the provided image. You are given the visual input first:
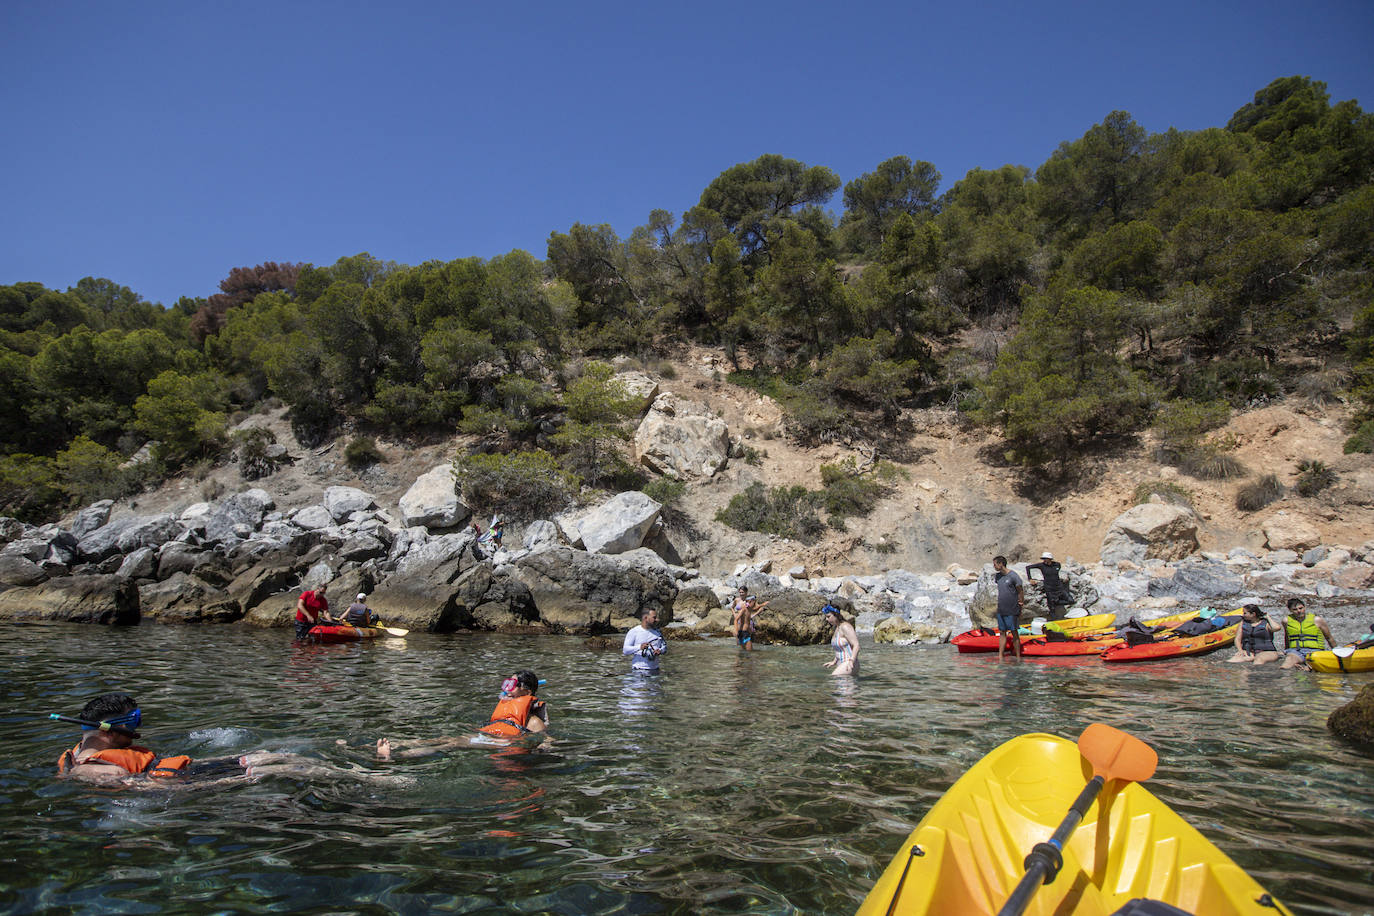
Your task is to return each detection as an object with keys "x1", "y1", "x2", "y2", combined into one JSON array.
[{"x1": 1284, "y1": 614, "x2": 1325, "y2": 651}]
